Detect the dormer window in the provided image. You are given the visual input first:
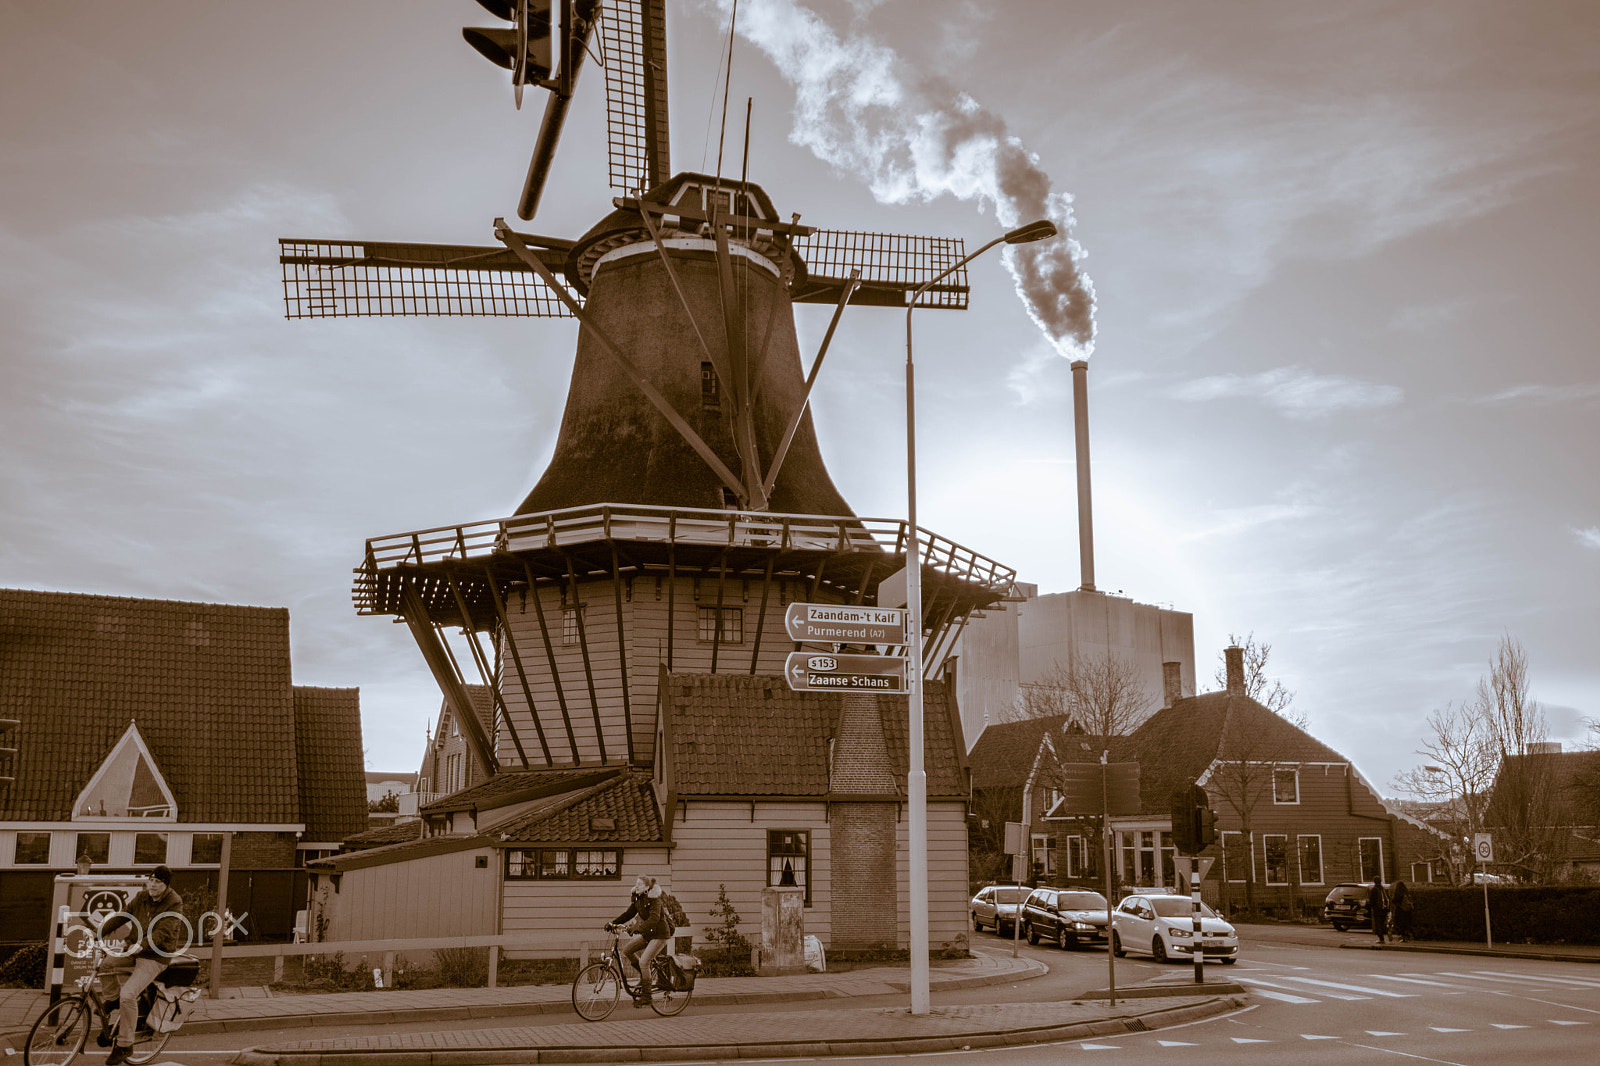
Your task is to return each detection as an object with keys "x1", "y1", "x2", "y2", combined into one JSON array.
[
  {"x1": 1272, "y1": 768, "x2": 1300, "y2": 804},
  {"x1": 72, "y1": 722, "x2": 177, "y2": 821}
]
